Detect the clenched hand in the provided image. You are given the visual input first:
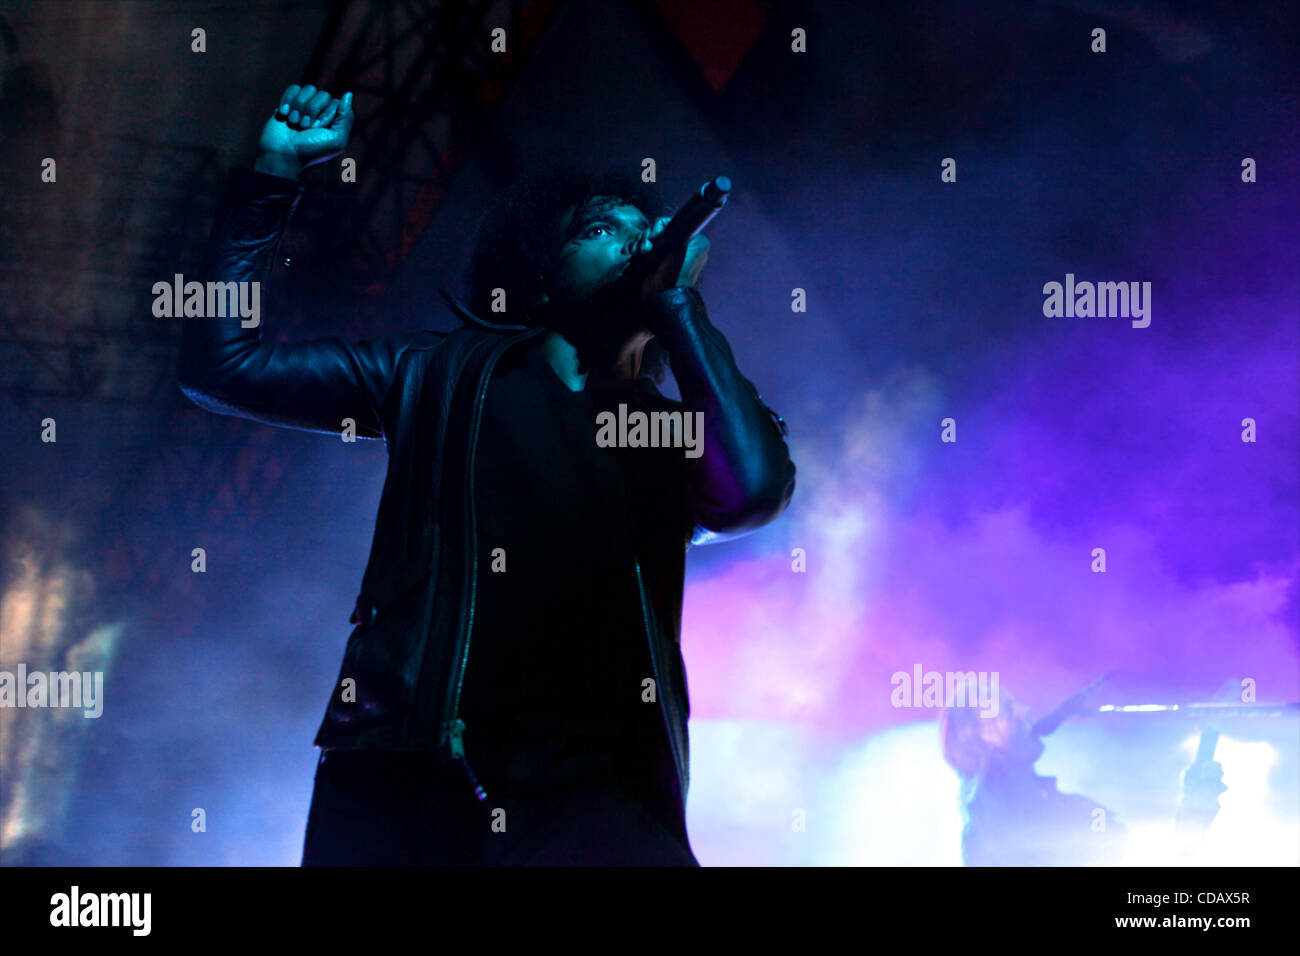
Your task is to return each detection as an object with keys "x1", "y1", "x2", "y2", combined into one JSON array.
[{"x1": 255, "y1": 84, "x2": 354, "y2": 180}]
